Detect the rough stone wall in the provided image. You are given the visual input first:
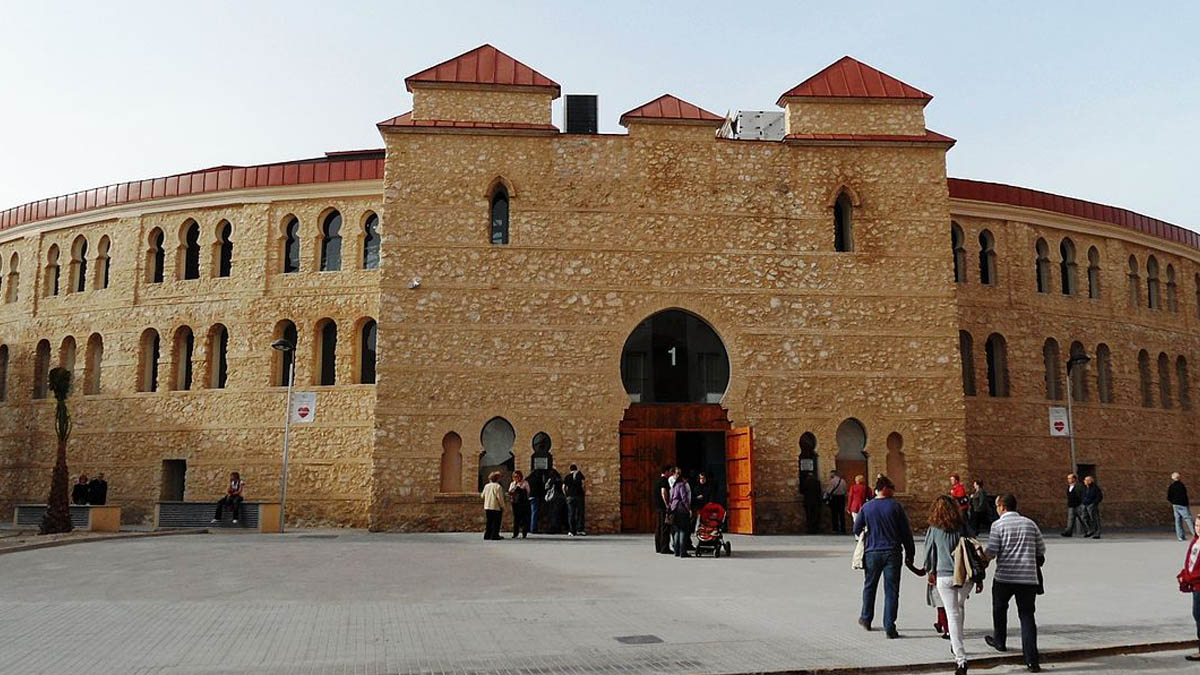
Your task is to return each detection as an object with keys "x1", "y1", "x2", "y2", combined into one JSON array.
[
  {"x1": 373, "y1": 116, "x2": 965, "y2": 533},
  {"x1": 784, "y1": 100, "x2": 927, "y2": 136},
  {"x1": 953, "y1": 210, "x2": 1200, "y2": 528},
  {"x1": 0, "y1": 191, "x2": 381, "y2": 526},
  {"x1": 412, "y1": 86, "x2": 554, "y2": 125}
]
